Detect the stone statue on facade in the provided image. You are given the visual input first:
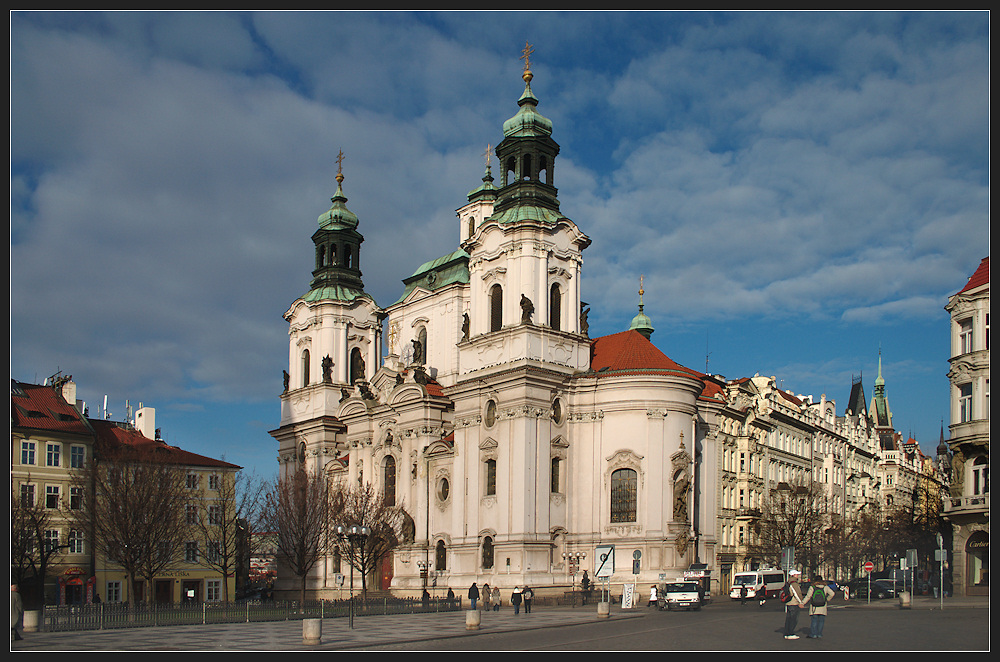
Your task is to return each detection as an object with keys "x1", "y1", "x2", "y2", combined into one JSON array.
[
  {"x1": 322, "y1": 355, "x2": 333, "y2": 383},
  {"x1": 520, "y1": 294, "x2": 534, "y2": 324}
]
